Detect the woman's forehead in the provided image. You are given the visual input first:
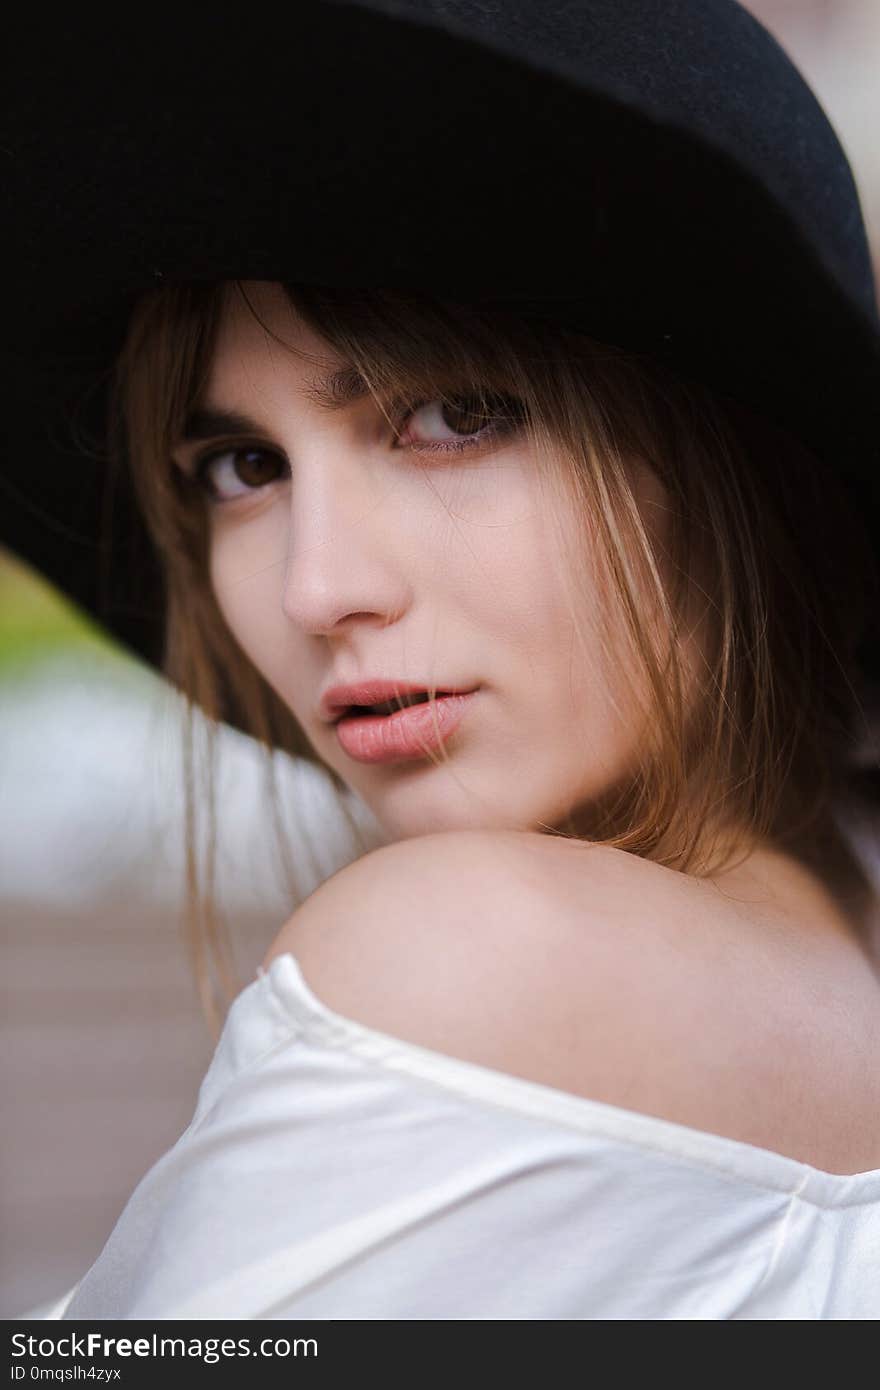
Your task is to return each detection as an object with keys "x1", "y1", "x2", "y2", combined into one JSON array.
[
  {"x1": 216, "y1": 281, "x2": 327, "y2": 354},
  {"x1": 209, "y1": 281, "x2": 348, "y2": 396}
]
